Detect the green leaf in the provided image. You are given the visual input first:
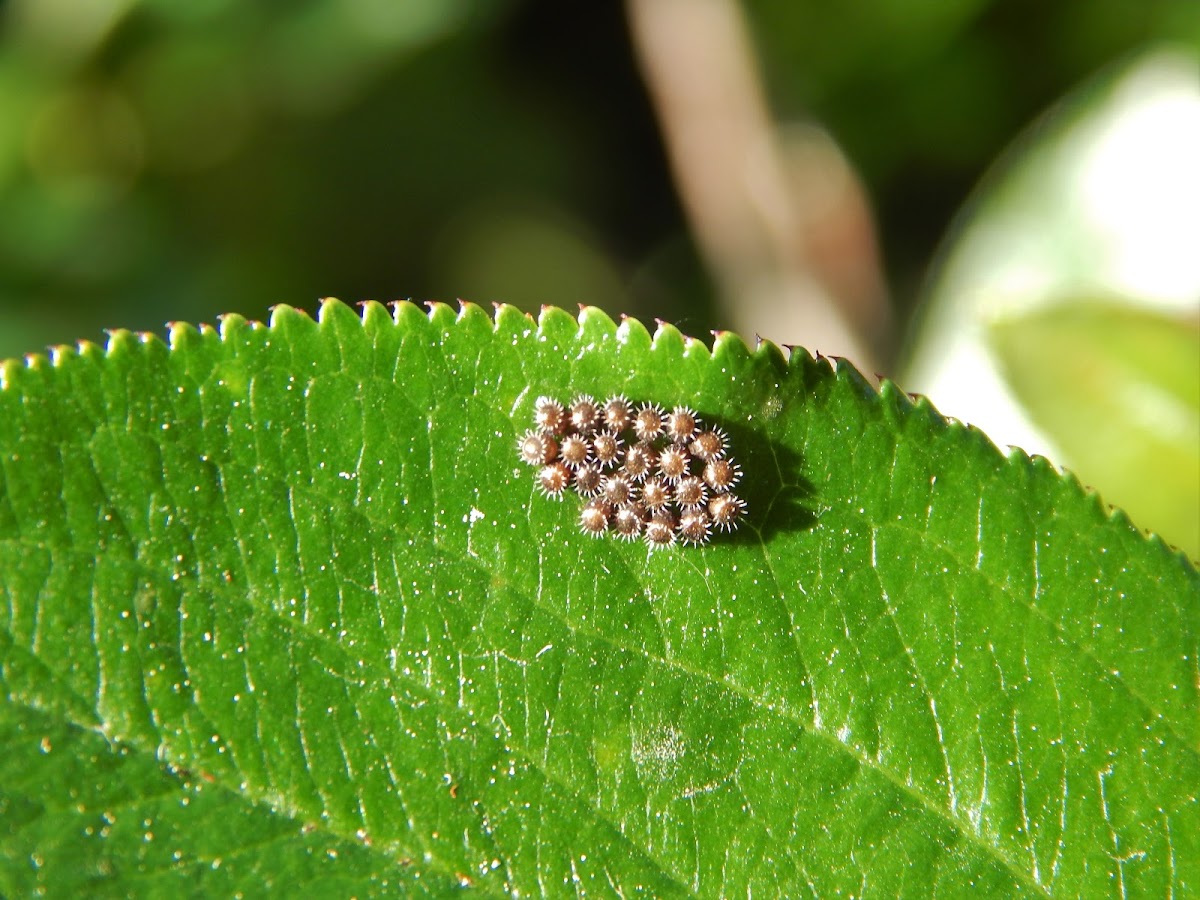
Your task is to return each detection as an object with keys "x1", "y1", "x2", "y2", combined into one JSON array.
[
  {"x1": 990, "y1": 299, "x2": 1200, "y2": 560},
  {"x1": 903, "y1": 49, "x2": 1200, "y2": 565},
  {"x1": 2, "y1": 299, "x2": 1197, "y2": 898}
]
